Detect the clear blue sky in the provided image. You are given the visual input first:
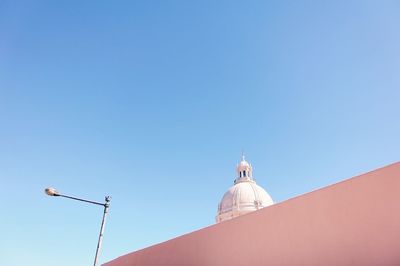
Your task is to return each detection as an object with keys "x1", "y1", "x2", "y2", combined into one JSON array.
[{"x1": 1, "y1": 1, "x2": 399, "y2": 265}]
